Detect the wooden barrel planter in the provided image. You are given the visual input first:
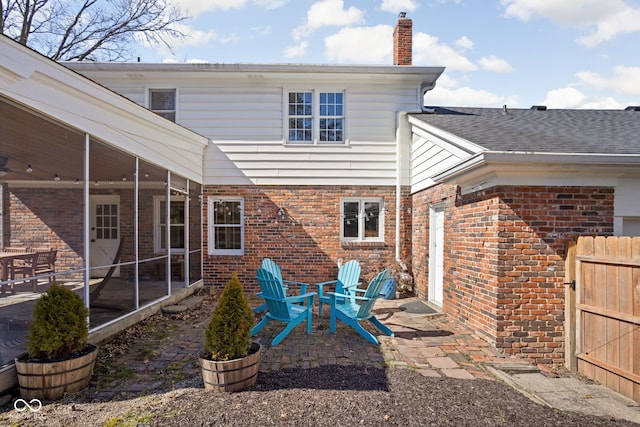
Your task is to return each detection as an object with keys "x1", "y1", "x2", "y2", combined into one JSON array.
[
  {"x1": 199, "y1": 342, "x2": 261, "y2": 392},
  {"x1": 15, "y1": 344, "x2": 98, "y2": 400}
]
